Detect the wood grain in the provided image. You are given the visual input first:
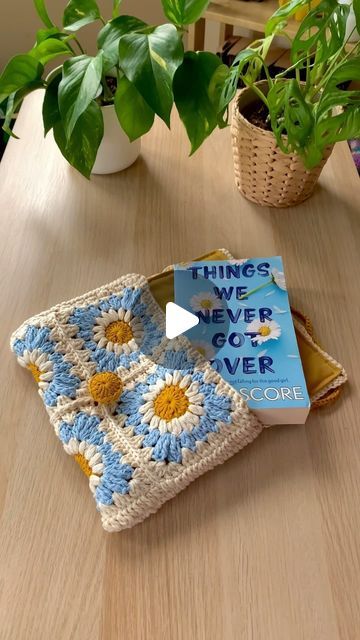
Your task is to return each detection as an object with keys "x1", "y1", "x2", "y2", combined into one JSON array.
[{"x1": 0, "y1": 91, "x2": 359, "y2": 640}]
